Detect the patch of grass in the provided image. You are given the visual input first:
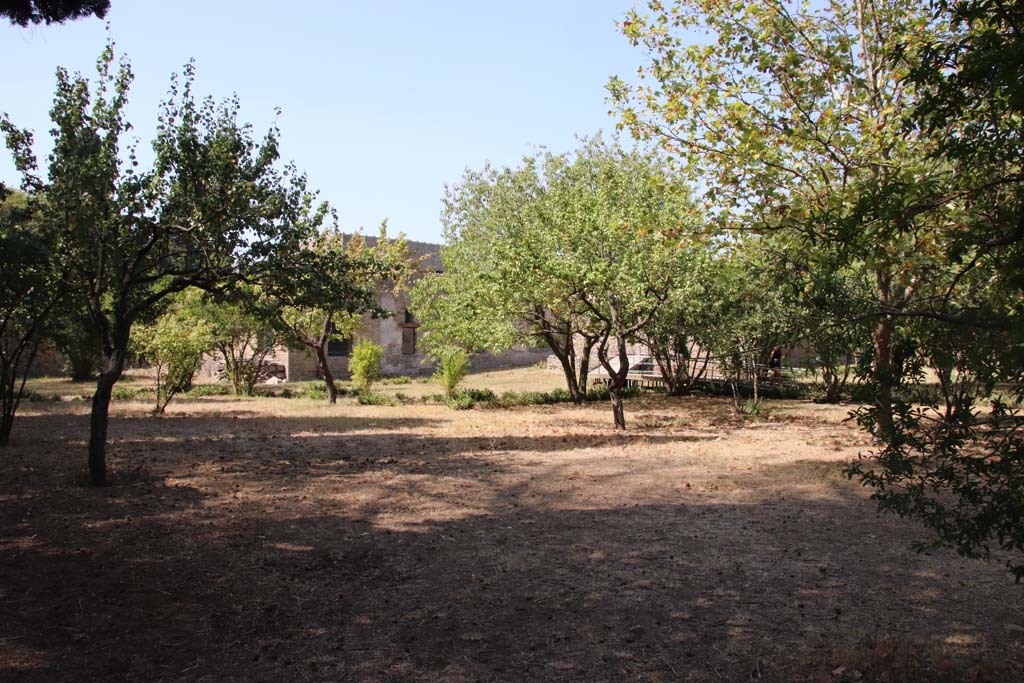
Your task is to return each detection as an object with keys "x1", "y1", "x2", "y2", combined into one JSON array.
[
  {"x1": 185, "y1": 384, "x2": 232, "y2": 397},
  {"x1": 381, "y1": 375, "x2": 413, "y2": 385},
  {"x1": 111, "y1": 385, "x2": 154, "y2": 401},
  {"x1": 19, "y1": 390, "x2": 62, "y2": 402},
  {"x1": 272, "y1": 381, "x2": 353, "y2": 401},
  {"x1": 741, "y1": 399, "x2": 769, "y2": 418}
]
